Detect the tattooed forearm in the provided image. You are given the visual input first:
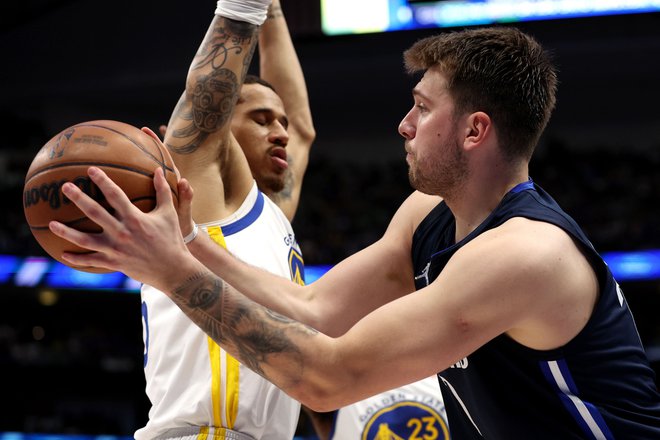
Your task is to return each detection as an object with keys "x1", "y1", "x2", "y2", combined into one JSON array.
[
  {"x1": 170, "y1": 271, "x2": 316, "y2": 382},
  {"x1": 265, "y1": 308, "x2": 319, "y2": 336},
  {"x1": 174, "y1": 271, "x2": 223, "y2": 309},
  {"x1": 166, "y1": 69, "x2": 238, "y2": 154},
  {"x1": 241, "y1": 35, "x2": 257, "y2": 83},
  {"x1": 165, "y1": 16, "x2": 258, "y2": 155},
  {"x1": 192, "y1": 18, "x2": 255, "y2": 71}
]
